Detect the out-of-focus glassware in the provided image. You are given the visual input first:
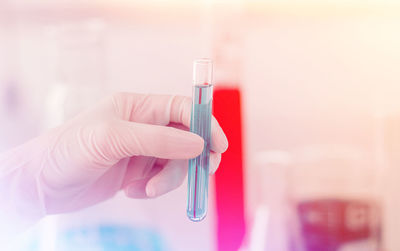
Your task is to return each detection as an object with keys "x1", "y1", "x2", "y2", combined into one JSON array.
[
  {"x1": 44, "y1": 18, "x2": 109, "y2": 128},
  {"x1": 38, "y1": 18, "x2": 110, "y2": 251},
  {"x1": 211, "y1": 4, "x2": 248, "y2": 251},
  {"x1": 288, "y1": 145, "x2": 382, "y2": 251},
  {"x1": 246, "y1": 146, "x2": 382, "y2": 251},
  {"x1": 374, "y1": 112, "x2": 400, "y2": 251},
  {"x1": 0, "y1": 17, "x2": 40, "y2": 152},
  {"x1": 246, "y1": 151, "x2": 292, "y2": 251}
]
